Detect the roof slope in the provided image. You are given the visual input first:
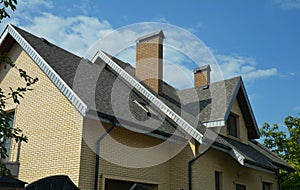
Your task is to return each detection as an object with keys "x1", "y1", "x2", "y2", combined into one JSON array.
[
  {"x1": 0, "y1": 24, "x2": 291, "y2": 172},
  {"x1": 214, "y1": 135, "x2": 294, "y2": 171}
]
